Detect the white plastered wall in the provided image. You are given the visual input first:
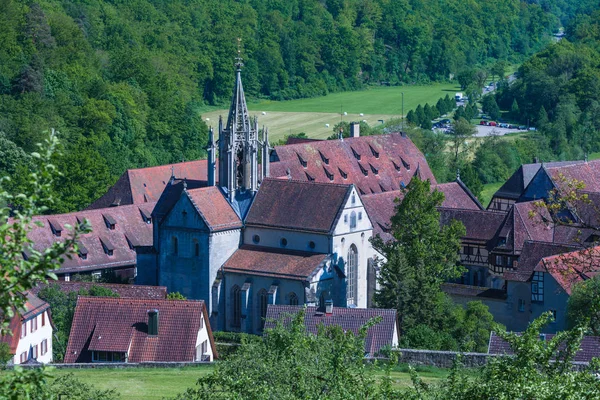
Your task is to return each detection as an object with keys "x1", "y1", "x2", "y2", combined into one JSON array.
[{"x1": 13, "y1": 310, "x2": 53, "y2": 364}]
